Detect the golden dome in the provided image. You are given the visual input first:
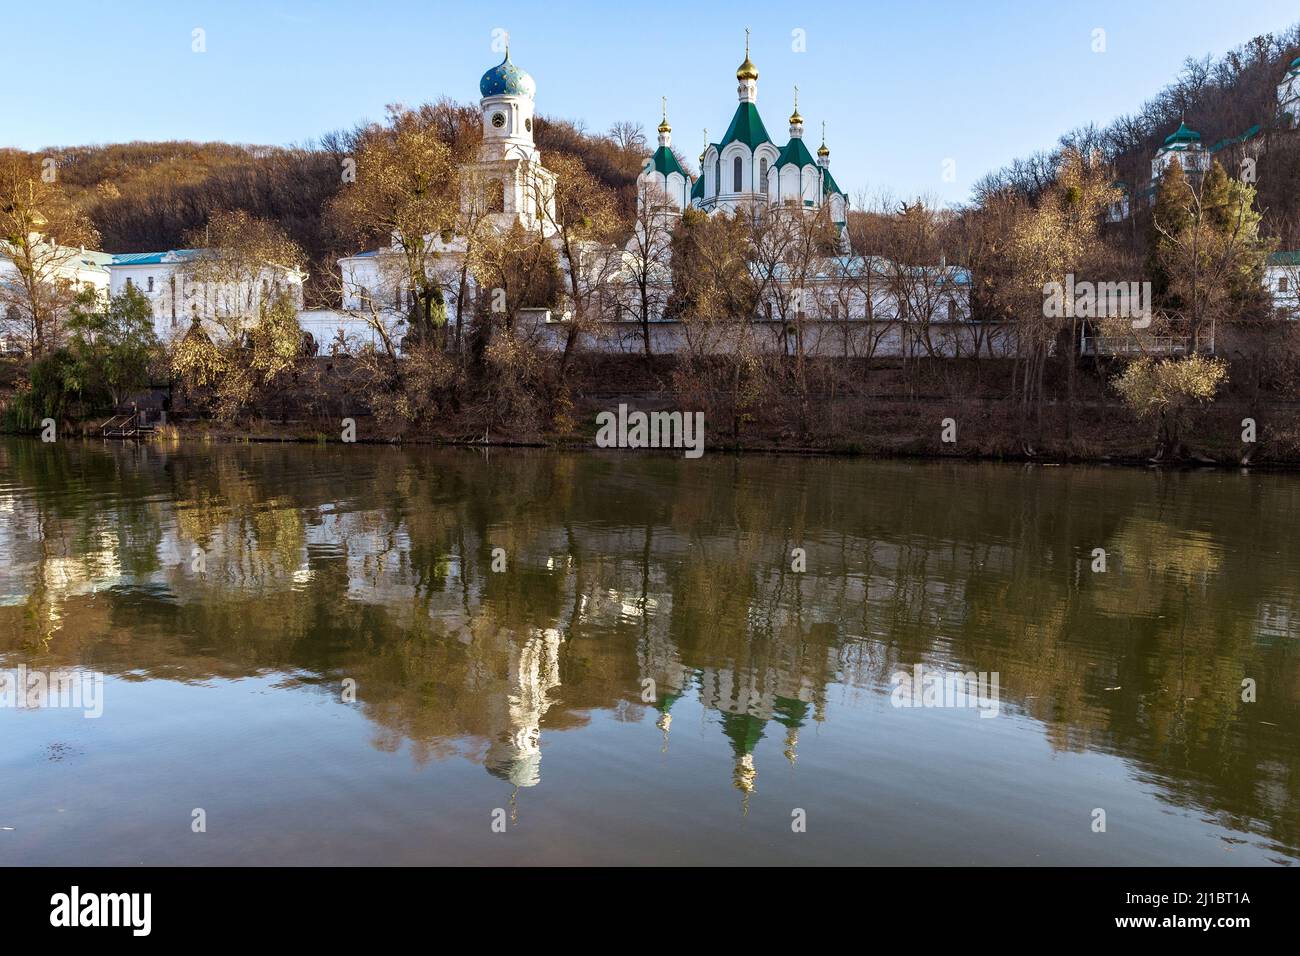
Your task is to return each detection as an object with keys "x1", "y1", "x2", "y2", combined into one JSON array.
[
  {"x1": 817, "y1": 142, "x2": 830, "y2": 157},
  {"x1": 789, "y1": 85, "x2": 802, "y2": 125},
  {"x1": 658, "y1": 97, "x2": 671, "y2": 134},
  {"x1": 737, "y1": 30, "x2": 758, "y2": 81}
]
